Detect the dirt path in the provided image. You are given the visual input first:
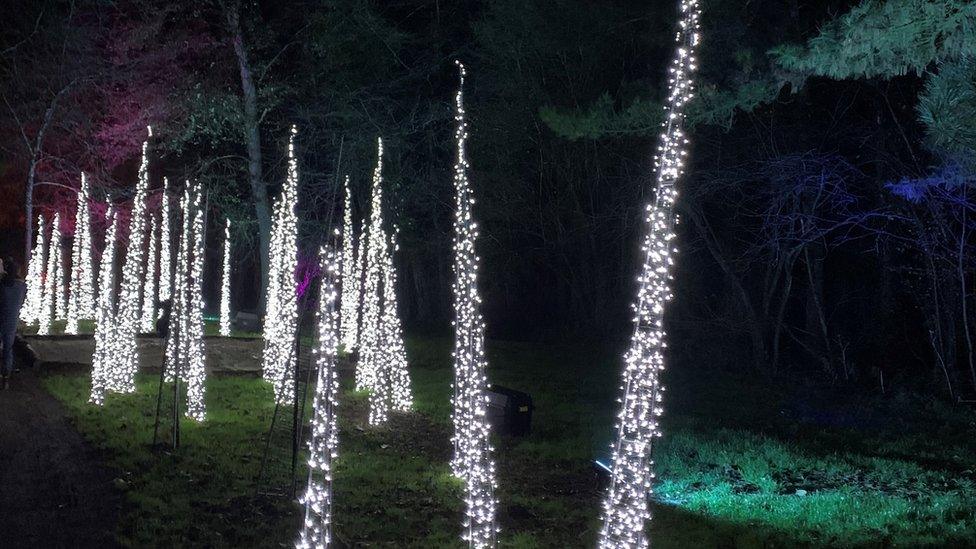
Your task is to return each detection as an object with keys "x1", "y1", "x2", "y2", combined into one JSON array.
[{"x1": 0, "y1": 363, "x2": 121, "y2": 548}]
